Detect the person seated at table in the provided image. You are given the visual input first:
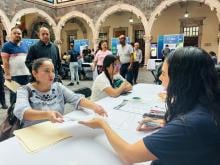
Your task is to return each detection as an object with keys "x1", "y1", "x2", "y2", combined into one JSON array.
[
  {"x1": 91, "y1": 55, "x2": 132, "y2": 101},
  {"x1": 14, "y1": 58, "x2": 107, "y2": 128},
  {"x1": 80, "y1": 47, "x2": 220, "y2": 165}
]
